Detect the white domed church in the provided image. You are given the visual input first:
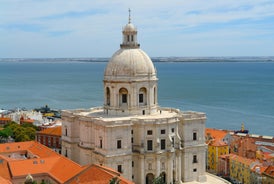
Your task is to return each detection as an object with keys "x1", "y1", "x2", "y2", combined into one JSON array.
[{"x1": 62, "y1": 11, "x2": 207, "y2": 184}]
